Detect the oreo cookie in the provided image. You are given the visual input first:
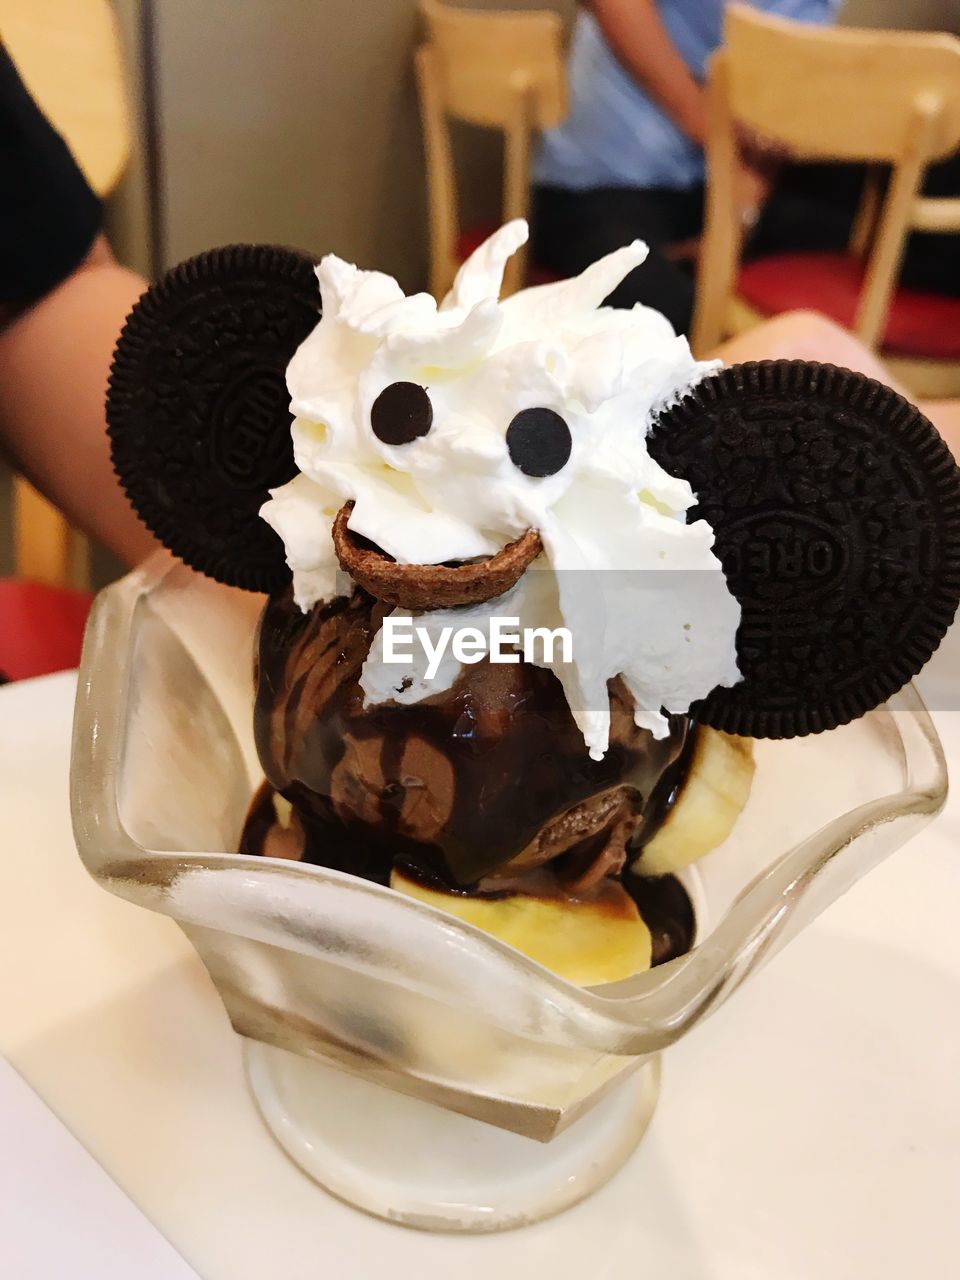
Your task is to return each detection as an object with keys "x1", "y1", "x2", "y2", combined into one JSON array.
[
  {"x1": 648, "y1": 360, "x2": 960, "y2": 738},
  {"x1": 107, "y1": 244, "x2": 320, "y2": 592}
]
